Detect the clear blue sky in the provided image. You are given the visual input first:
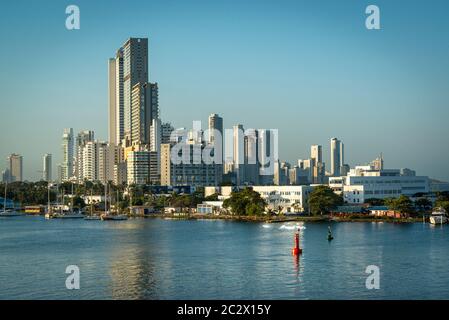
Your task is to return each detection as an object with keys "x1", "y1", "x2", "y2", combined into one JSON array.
[{"x1": 1, "y1": 0, "x2": 449, "y2": 181}]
